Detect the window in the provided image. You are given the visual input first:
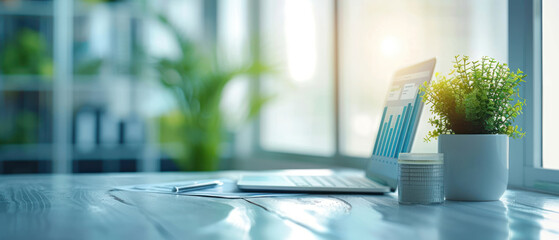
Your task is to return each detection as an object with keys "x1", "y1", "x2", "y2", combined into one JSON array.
[
  {"x1": 509, "y1": 0, "x2": 559, "y2": 191},
  {"x1": 256, "y1": 0, "x2": 508, "y2": 162},
  {"x1": 259, "y1": 0, "x2": 335, "y2": 156},
  {"x1": 542, "y1": 0, "x2": 559, "y2": 170},
  {"x1": 254, "y1": 0, "x2": 559, "y2": 189}
]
